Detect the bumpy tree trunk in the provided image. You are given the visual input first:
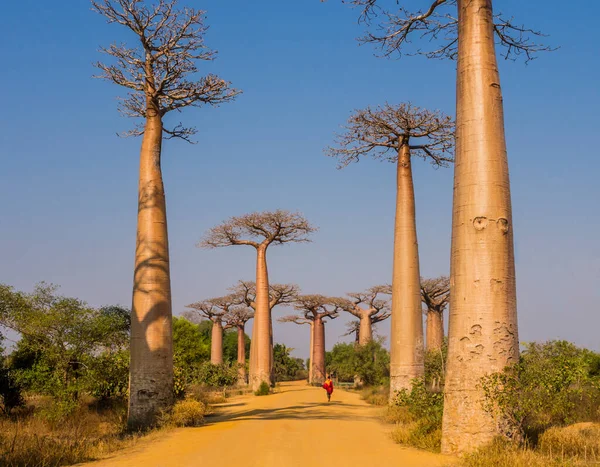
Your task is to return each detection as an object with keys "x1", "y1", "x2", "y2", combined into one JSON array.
[
  {"x1": 312, "y1": 317, "x2": 326, "y2": 384},
  {"x1": 210, "y1": 320, "x2": 224, "y2": 365},
  {"x1": 237, "y1": 324, "x2": 247, "y2": 384},
  {"x1": 358, "y1": 314, "x2": 373, "y2": 346},
  {"x1": 389, "y1": 143, "x2": 424, "y2": 394},
  {"x1": 250, "y1": 245, "x2": 271, "y2": 390},
  {"x1": 426, "y1": 311, "x2": 444, "y2": 352},
  {"x1": 441, "y1": 0, "x2": 519, "y2": 455},
  {"x1": 128, "y1": 111, "x2": 174, "y2": 429},
  {"x1": 308, "y1": 321, "x2": 314, "y2": 384}
]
